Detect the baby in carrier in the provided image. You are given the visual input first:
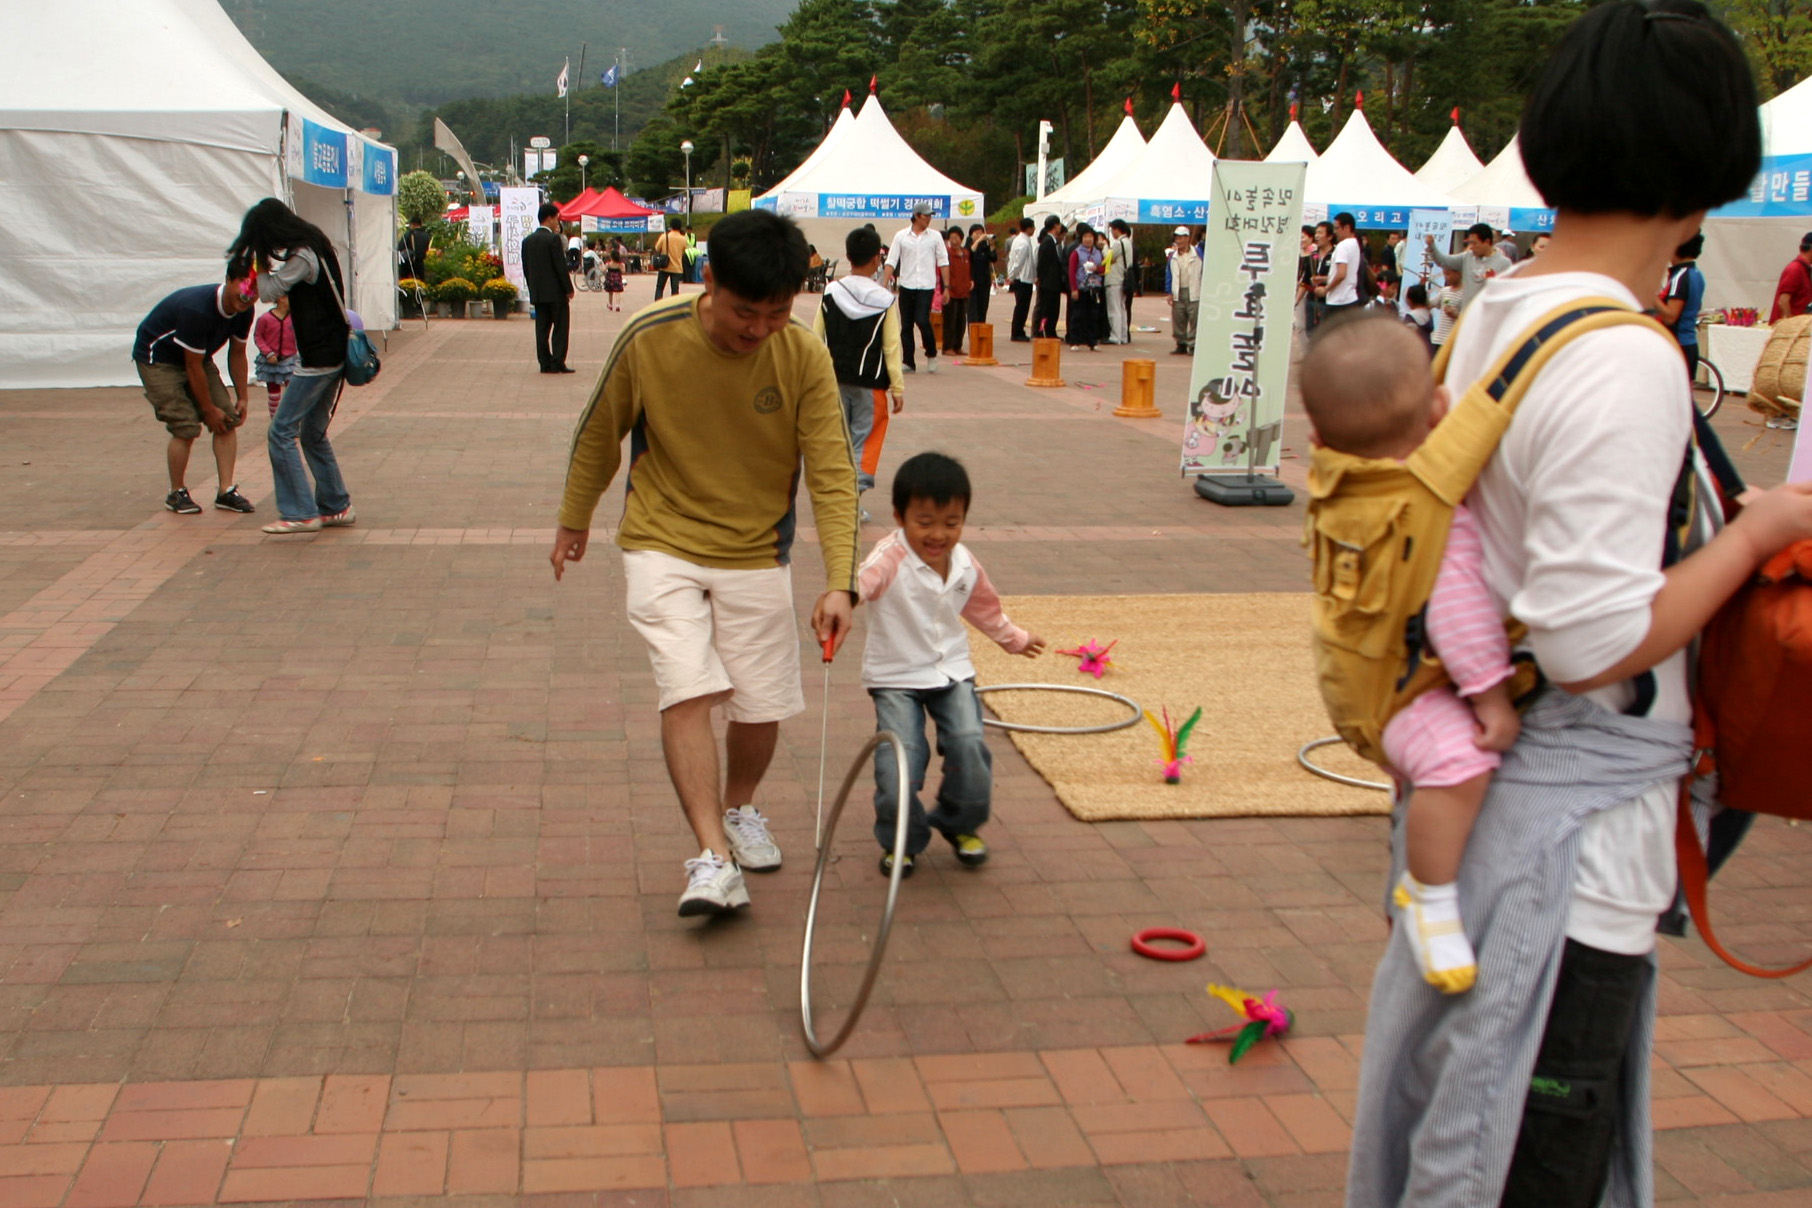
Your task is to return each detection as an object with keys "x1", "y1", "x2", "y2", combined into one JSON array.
[{"x1": 1300, "y1": 314, "x2": 1521, "y2": 994}]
